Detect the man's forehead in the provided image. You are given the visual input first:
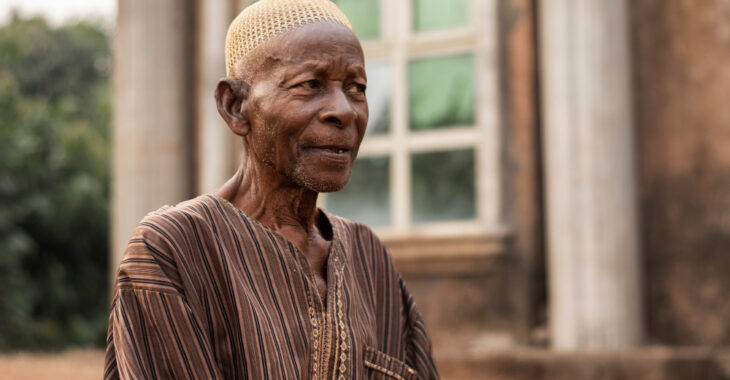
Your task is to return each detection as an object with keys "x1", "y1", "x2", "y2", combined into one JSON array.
[
  {"x1": 247, "y1": 57, "x2": 365, "y2": 85},
  {"x1": 277, "y1": 57, "x2": 365, "y2": 74}
]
